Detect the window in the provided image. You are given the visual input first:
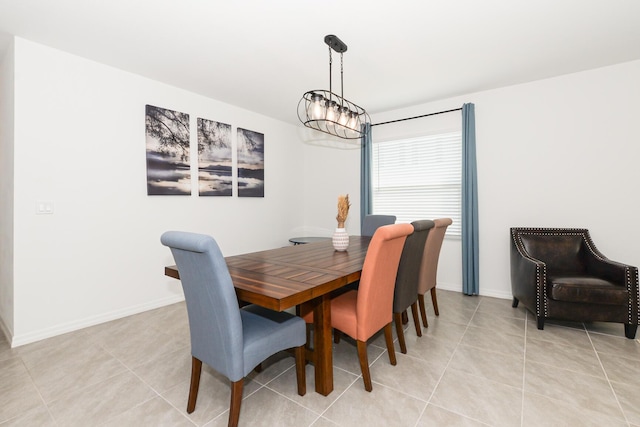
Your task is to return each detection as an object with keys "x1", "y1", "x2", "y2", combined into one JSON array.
[{"x1": 371, "y1": 131, "x2": 462, "y2": 236}]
